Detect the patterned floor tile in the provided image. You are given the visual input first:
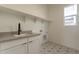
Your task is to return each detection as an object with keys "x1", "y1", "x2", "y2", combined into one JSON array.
[{"x1": 40, "y1": 42, "x2": 79, "y2": 54}]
